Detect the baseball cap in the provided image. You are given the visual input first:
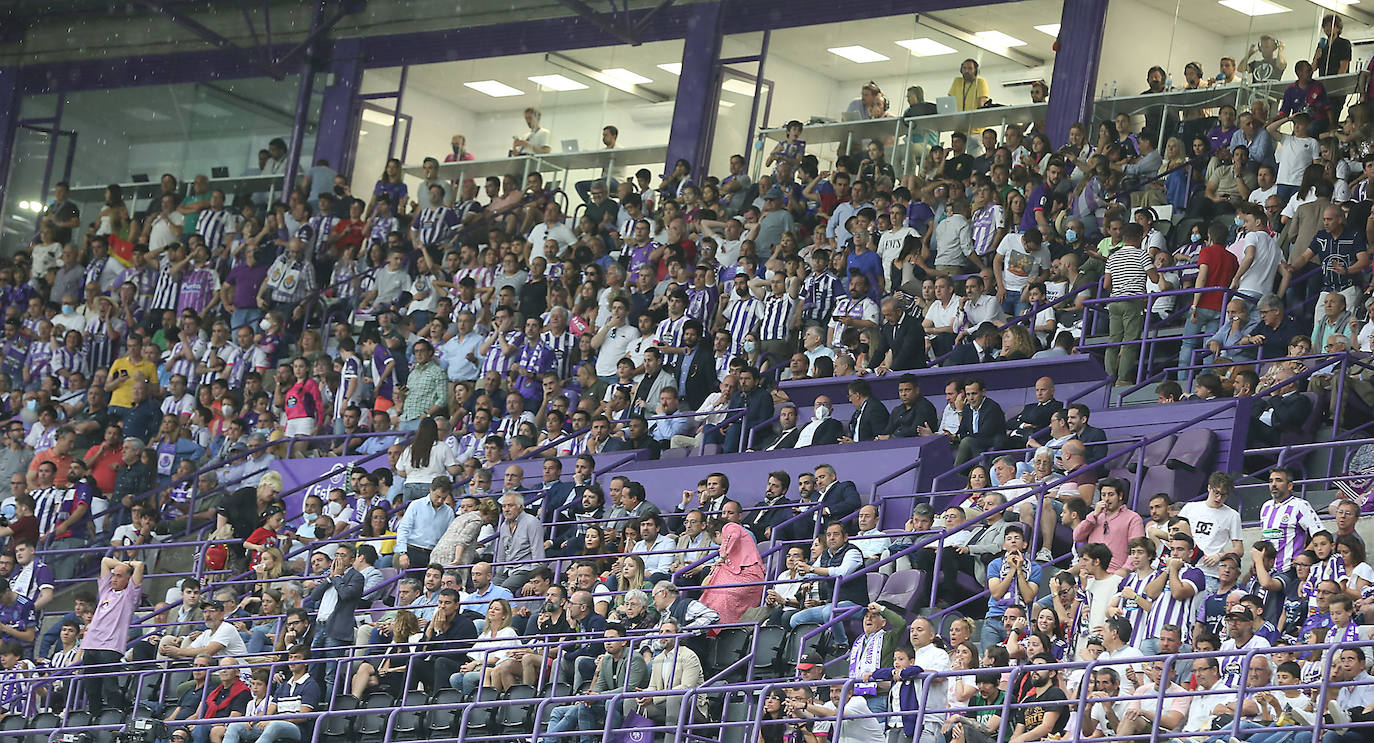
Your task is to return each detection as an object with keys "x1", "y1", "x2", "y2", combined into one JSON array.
[
  {"x1": 764, "y1": 185, "x2": 784, "y2": 201},
  {"x1": 795, "y1": 651, "x2": 824, "y2": 671},
  {"x1": 199, "y1": 598, "x2": 227, "y2": 611},
  {"x1": 1226, "y1": 606, "x2": 1254, "y2": 621}
]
